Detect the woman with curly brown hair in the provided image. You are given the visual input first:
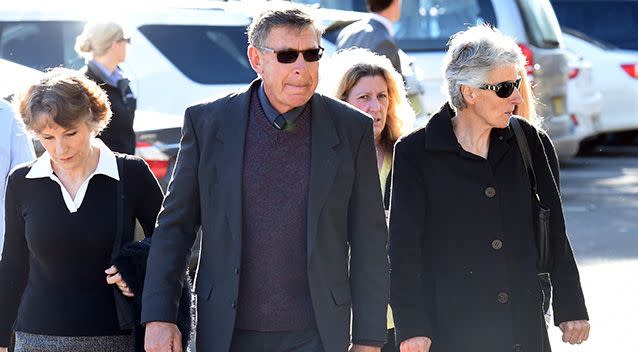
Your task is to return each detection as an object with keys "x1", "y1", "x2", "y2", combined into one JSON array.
[{"x1": 0, "y1": 68, "x2": 163, "y2": 352}]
